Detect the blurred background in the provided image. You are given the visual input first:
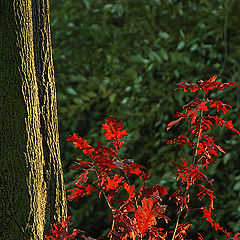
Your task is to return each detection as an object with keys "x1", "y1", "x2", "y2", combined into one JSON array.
[{"x1": 50, "y1": 0, "x2": 240, "y2": 239}]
